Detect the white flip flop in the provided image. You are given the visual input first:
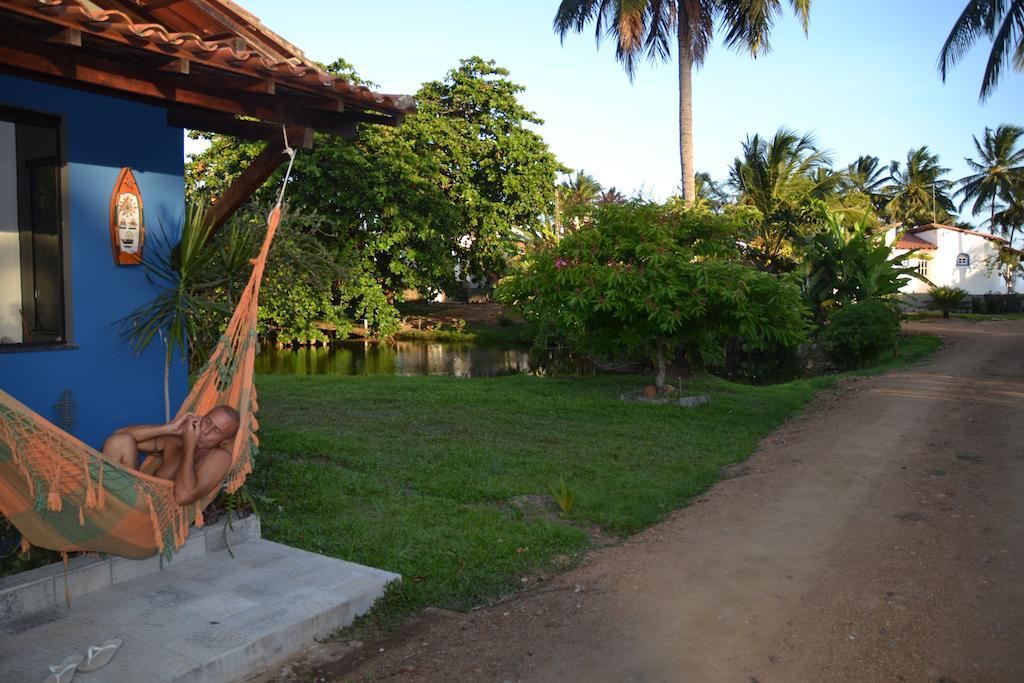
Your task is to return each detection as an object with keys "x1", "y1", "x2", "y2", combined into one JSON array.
[
  {"x1": 77, "y1": 639, "x2": 122, "y2": 673},
  {"x1": 43, "y1": 655, "x2": 83, "y2": 683}
]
